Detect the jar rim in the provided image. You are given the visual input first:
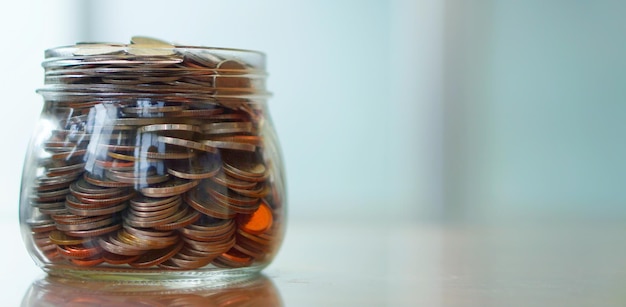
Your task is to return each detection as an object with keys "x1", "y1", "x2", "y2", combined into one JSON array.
[{"x1": 45, "y1": 44, "x2": 266, "y2": 58}]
